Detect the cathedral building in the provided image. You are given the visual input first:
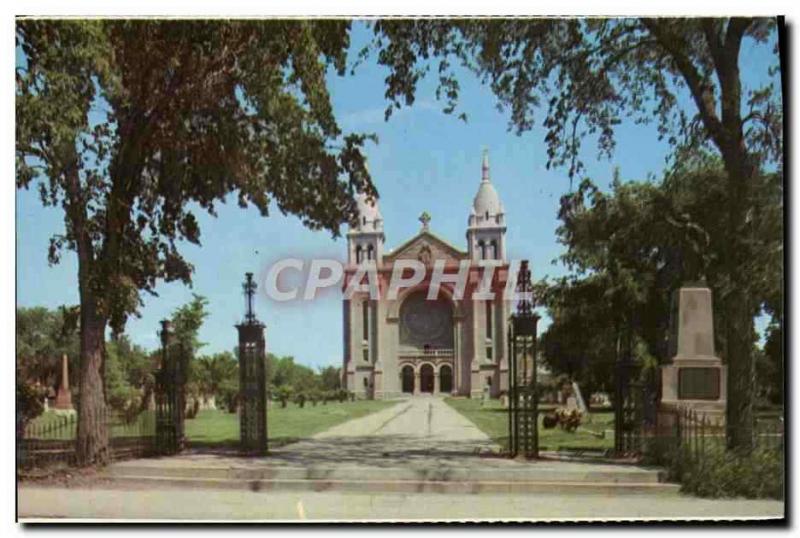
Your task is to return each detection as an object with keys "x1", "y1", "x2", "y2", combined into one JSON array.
[{"x1": 343, "y1": 151, "x2": 512, "y2": 399}]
